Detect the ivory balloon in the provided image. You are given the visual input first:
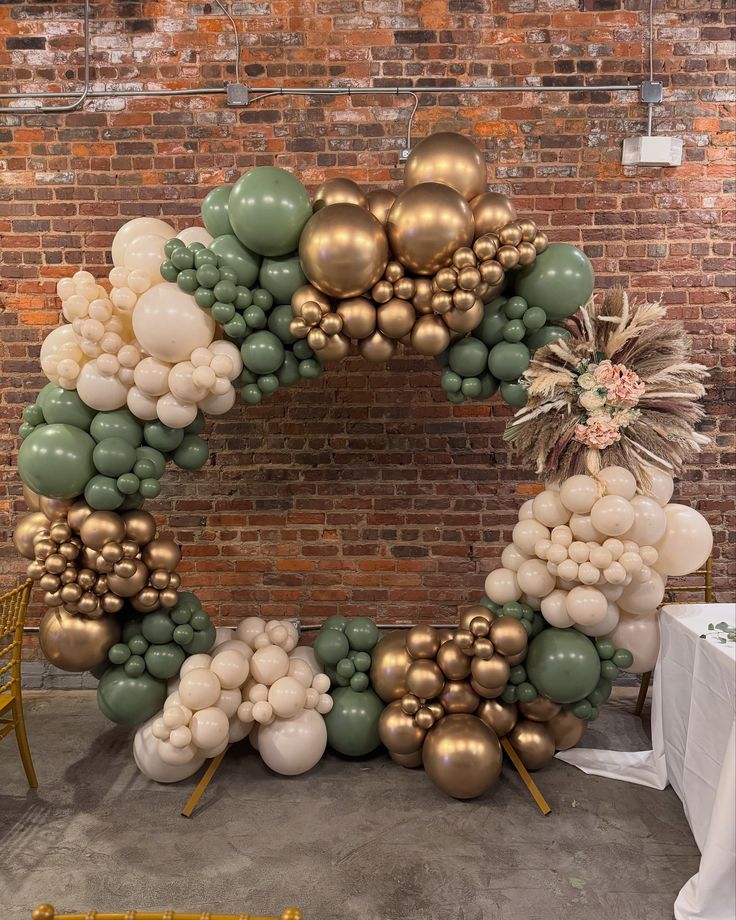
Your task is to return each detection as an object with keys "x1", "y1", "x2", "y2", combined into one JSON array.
[
  {"x1": 133, "y1": 283, "x2": 215, "y2": 363},
  {"x1": 484, "y1": 567, "x2": 522, "y2": 605},
  {"x1": 590, "y1": 495, "x2": 636, "y2": 537},
  {"x1": 76, "y1": 363, "x2": 129, "y2": 411},
  {"x1": 470, "y1": 192, "x2": 517, "y2": 235},
  {"x1": 575, "y1": 601, "x2": 620, "y2": 637},
  {"x1": 518, "y1": 499, "x2": 535, "y2": 521},
  {"x1": 559, "y1": 475, "x2": 600, "y2": 514},
  {"x1": 111, "y1": 217, "x2": 175, "y2": 267},
  {"x1": 605, "y1": 610, "x2": 660, "y2": 673},
  {"x1": 134, "y1": 717, "x2": 205, "y2": 783},
  {"x1": 177, "y1": 226, "x2": 214, "y2": 247},
  {"x1": 123, "y1": 233, "x2": 167, "y2": 282},
  {"x1": 516, "y1": 559, "x2": 556, "y2": 598},
  {"x1": 643, "y1": 466, "x2": 674, "y2": 507},
  {"x1": 541, "y1": 590, "x2": 574, "y2": 628},
  {"x1": 596, "y1": 466, "x2": 637, "y2": 500},
  {"x1": 565, "y1": 586, "x2": 608, "y2": 626},
  {"x1": 569, "y1": 513, "x2": 604, "y2": 543},
  {"x1": 532, "y1": 490, "x2": 571, "y2": 528},
  {"x1": 257, "y1": 707, "x2": 327, "y2": 775},
  {"x1": 512, "y1": 520, "x2": 551, "y2": 555},
  {"x1": 624, "y1": 495, "x2": 667, "y2": 545},
  {"x1": 250, "y1": 644, "x2": 289, "y2": 684},
  {"x1": 209, "y1": 649, "x2": 249, "y2": 689},
  {"x1": 618, "y1": 570, "x2": 665, "y2": 614},
  {"x1": 501, "y1": 544, "x2": 529, "y2": 572},
  {"x1": 422, "y1": 714, "x2": 503, "y2": 799},
  {"x1": 190, "y1": 706, "x2": 229, "y2": 749},
  {"x1": 653, "y1": 504, "x2": 713, "y2": 576},
  {"x1": 178, "y1": 667, "x2": 221, "y2": 709}
]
